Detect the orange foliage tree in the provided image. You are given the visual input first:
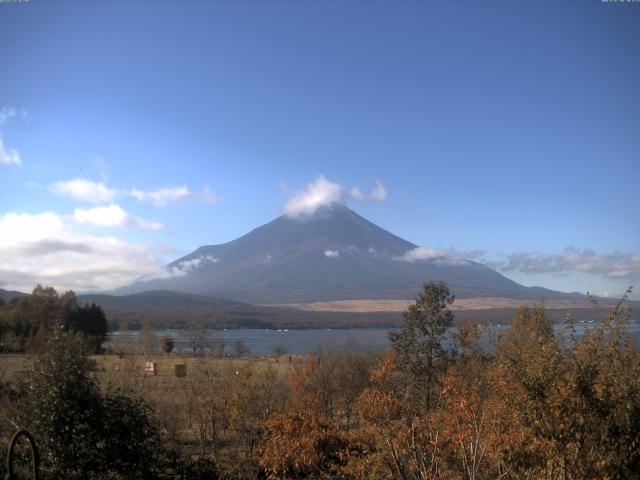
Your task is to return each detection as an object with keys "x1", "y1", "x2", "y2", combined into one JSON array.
[{"x1": 258, "y1": 413, "x2": 349, "y2": 479}]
